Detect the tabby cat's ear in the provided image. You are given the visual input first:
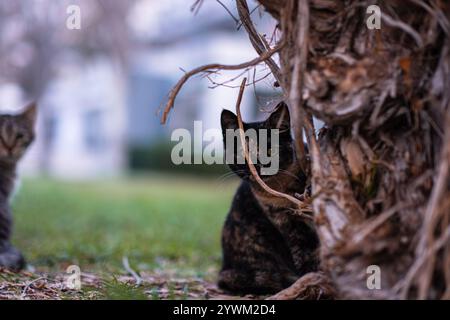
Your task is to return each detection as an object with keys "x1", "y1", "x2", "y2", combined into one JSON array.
[
  {"x1": 267, "y1": 102, "x2": 290, "y2": 131},
  {"x1": 221, "y1": 109, "x2": 238, "y2": 131},
  {"x1": 21, "y1": 102, "x2": 37, "y2": 127}
]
